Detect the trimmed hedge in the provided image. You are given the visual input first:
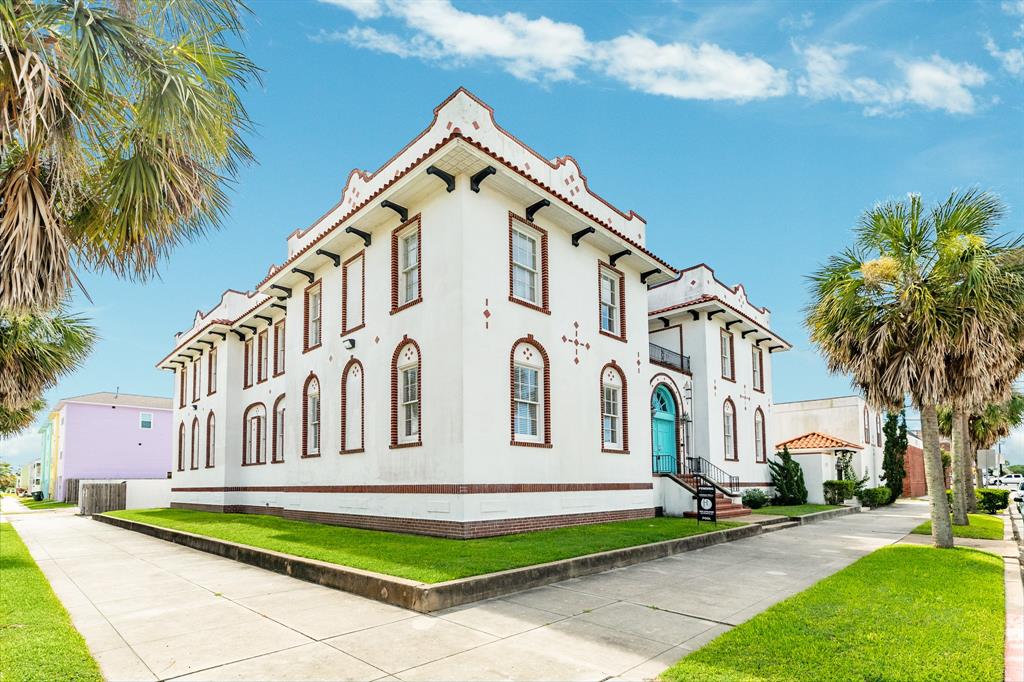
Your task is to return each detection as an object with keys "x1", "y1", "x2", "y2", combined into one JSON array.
[
  {"x1": 946, "y1": 487, "x2": 1011, "y2": 515},
  {"x1": 742, "y1": 489, "x2": 770, "y2": 509},
  {"x1": 858, "y1": 486, "x2": 892, "y2": 508},
  {"x1": 823, "y1": 480, "x2": 855, "y2": 505}
]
